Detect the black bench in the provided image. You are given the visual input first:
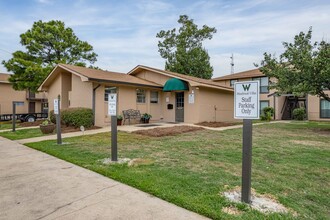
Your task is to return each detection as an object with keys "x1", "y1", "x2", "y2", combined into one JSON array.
[{"x1": 122, "y1": 109, "x2": 141, "y2": 125}]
